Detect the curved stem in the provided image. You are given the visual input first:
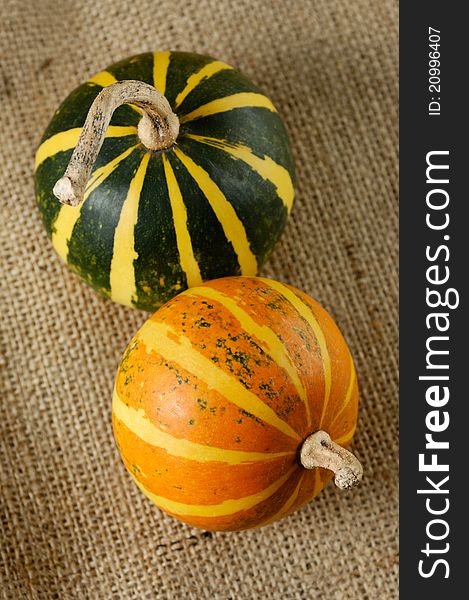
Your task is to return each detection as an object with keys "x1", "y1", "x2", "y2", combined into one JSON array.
[
  {"x1": 53, "y1": 80, "x2": 180, "y2": 206},
  {"x1": 300, "y1": 430, "x2": 363, "y2": 490}
]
